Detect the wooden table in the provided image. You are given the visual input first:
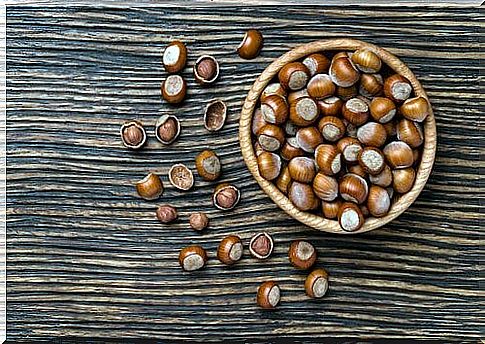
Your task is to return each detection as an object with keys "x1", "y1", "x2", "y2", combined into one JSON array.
[{"x1": 6, "y1": 4, "x2": 482, "y2": 342}]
